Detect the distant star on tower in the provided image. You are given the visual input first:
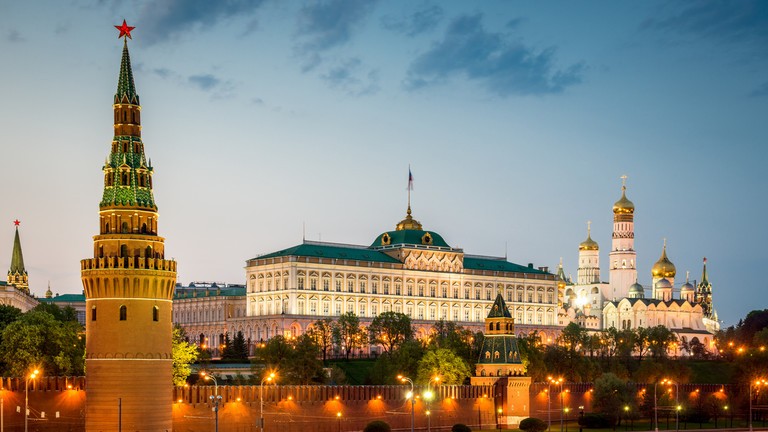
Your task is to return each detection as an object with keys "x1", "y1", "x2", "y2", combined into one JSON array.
[
  {"x1": 13, "y1": 219, "x2": 20, "y2": 226},
  {"x1": 115, "y1": 20, "x2": 135, "y2": 39}
]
